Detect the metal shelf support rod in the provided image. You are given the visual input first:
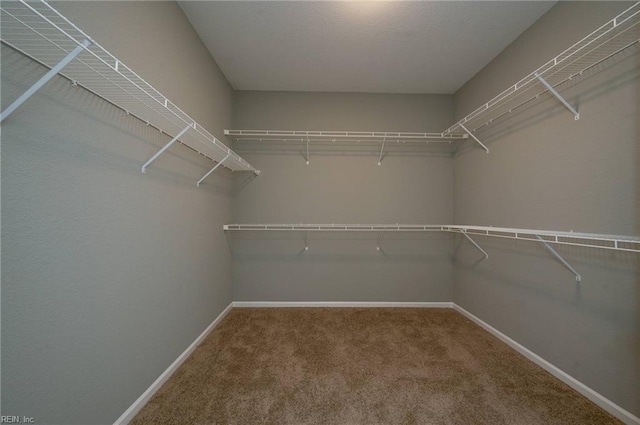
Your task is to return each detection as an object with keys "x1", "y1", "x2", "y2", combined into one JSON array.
[
  {"x1": 534, "y1": 72, "x2": 580, "y2": 120},
  {"x1": 377, "y1": 231, "x2": 386, "y2": 251},
  {"x1": 459, "y1": 123, "x2": 489, "y2": 153},
  {"x1": 1, "y1": 38, "x2": 92, "y2": 122},
  {"x1": 141, "y1": 124, "x2": 193, "y2": 173},
  {"x1": 378, "y1": 138, "x2": 386, "y2": 166},
  {"x1": 461, "y1": 232, "x2": 489, "y2": 259},
  {"x1": 197, "y1": 153, "x2": 231, "y2": 186},
  {"x1": 536, "y1": 235, "x2": 582, "y2": 282}
]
